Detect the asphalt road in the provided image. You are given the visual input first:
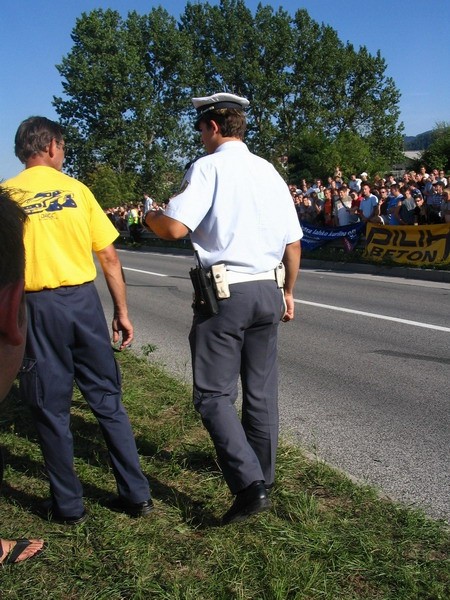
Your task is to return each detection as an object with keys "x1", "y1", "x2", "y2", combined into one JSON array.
[{"x1": 95, "y1": 249, "x2": 450, "y2": 523}]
